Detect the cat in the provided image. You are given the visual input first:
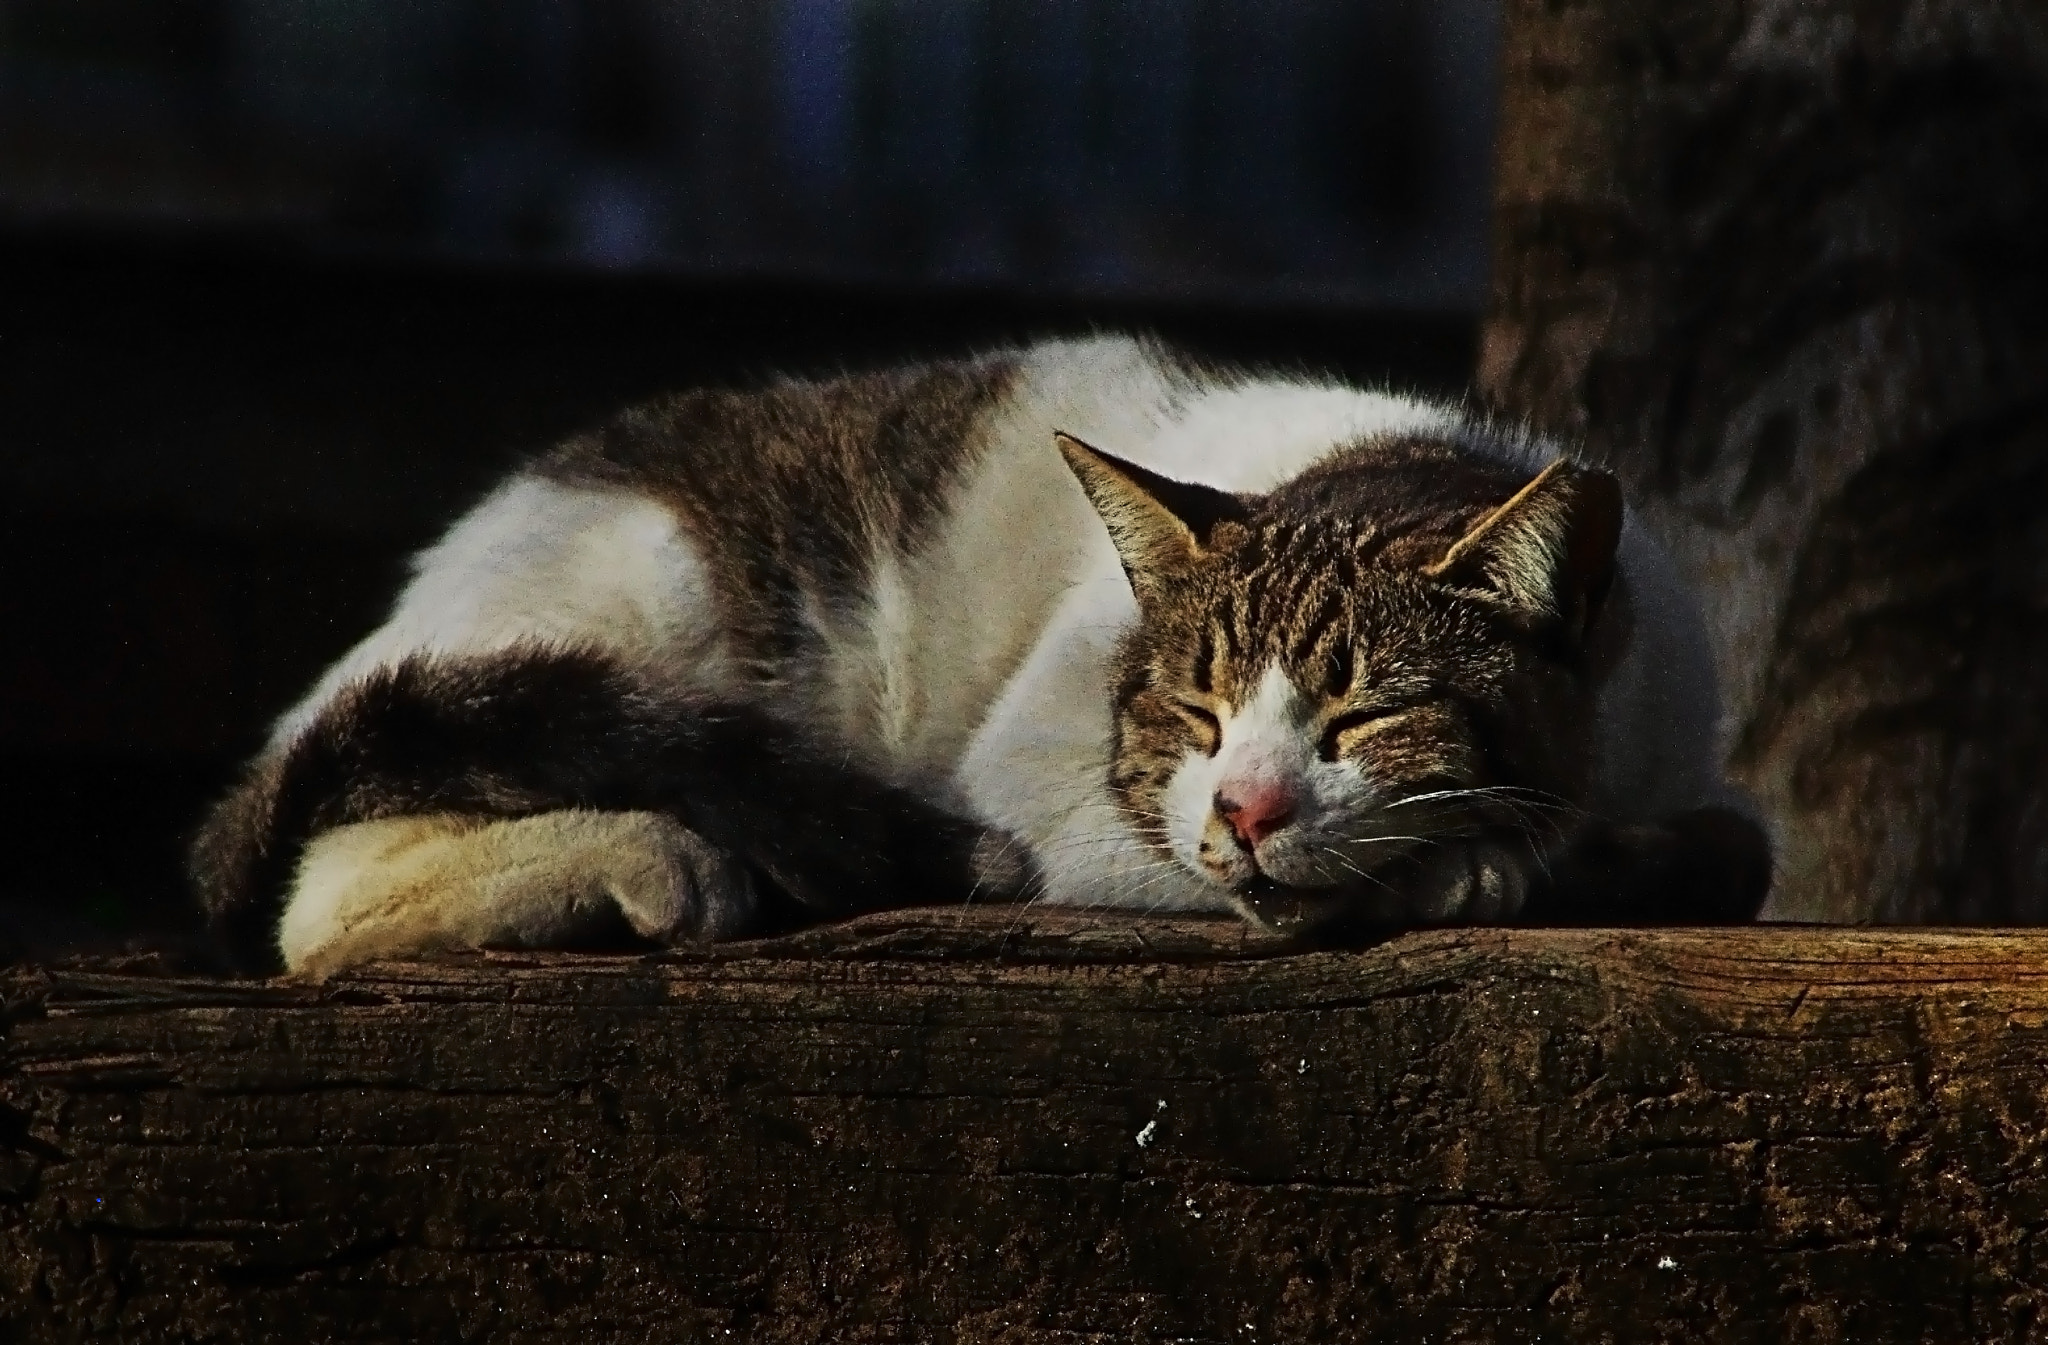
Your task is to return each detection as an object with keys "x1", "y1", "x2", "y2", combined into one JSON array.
[{"x1": 189, "y1": 335, "x2": 1770, "y2": 975}]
